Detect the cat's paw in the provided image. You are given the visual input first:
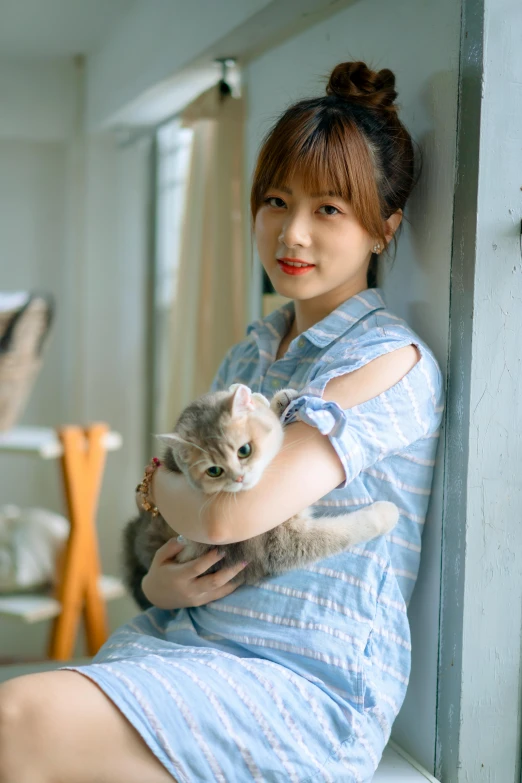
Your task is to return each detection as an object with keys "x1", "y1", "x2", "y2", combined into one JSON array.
[
  {"x1": 371, "y1": 501, "x2": 400, "y2": 534},
  {"x1": 270, "y1": 388, "x2": 299, "y2": 417}
]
